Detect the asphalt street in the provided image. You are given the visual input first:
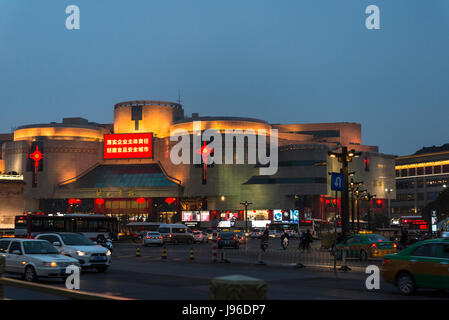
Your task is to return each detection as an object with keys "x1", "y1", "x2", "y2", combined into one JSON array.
[{"x1": 3, "y1": 239, "x2": 449, "y2": 300}]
